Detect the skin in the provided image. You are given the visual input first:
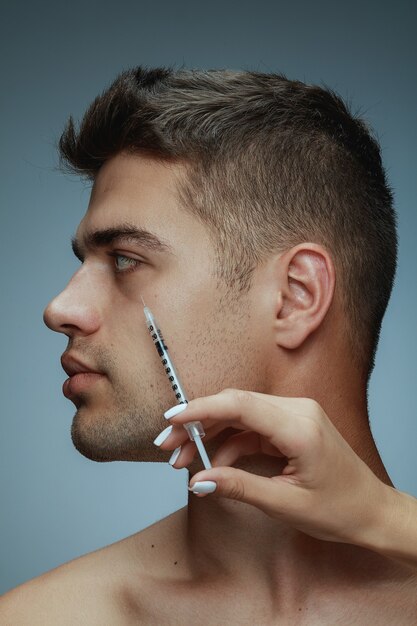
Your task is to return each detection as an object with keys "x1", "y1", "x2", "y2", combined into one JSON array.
[
  {"x1": 1, "y1": 151, "x2": 416, "y2": 624},
  {"x1": 47, "y1": 153, "x2": 259, "y2": 466},
  {"x1": 163, "y1": 390, "x2": 417, "y2": 570}
]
